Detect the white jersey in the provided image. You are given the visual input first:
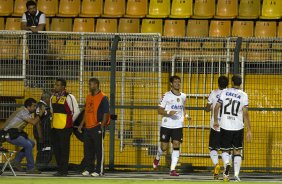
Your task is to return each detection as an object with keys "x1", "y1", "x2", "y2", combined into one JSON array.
[
  {"x1": 217, "y1": 88, "x2": 248, "y2": 131},
  {"x1": 159, "y1": 91, "x2": 186, "y2": 129},
  {"x1": 207, "y1": 89, "x2": 223, "y2": 130}
]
